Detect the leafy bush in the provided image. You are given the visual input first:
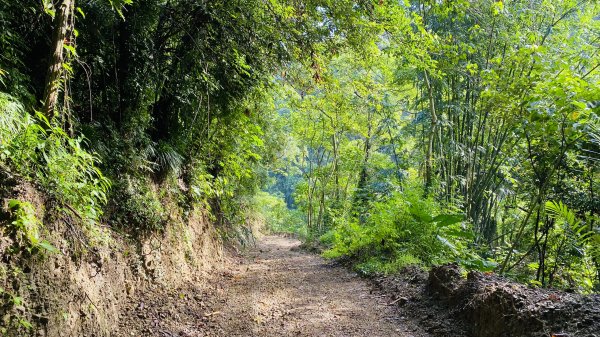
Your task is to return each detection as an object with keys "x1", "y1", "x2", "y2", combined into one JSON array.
[
  {"x1": 107, "y1": 175, "x2": 167, "y2": 232},
  {"x1": 0, "y1": 93, "x2": 110, "y2": 242},
  {"x1": 323, "y1": 179, "x2": 495, "y2": 274},
  {"x1": 324, "y1": 180, "x2": 436, "y2": 262}
]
